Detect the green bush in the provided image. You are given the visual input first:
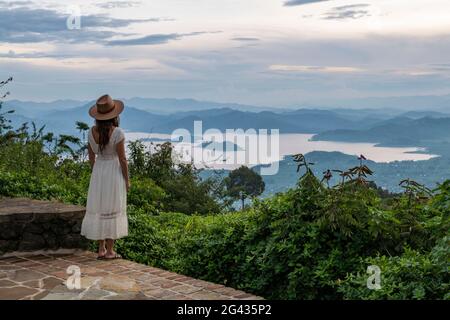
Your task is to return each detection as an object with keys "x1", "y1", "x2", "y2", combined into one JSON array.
[
  {"x1": 0, "y1": 168, "x2": 89, "y2": 205},
  {"x1": 127, "y1": 177, "x2": 166, "y2": 213},
  {"x1": 338, "y1": 236, "x2": 449, "y2": 300},
  {"x1": 113, "y1": 172, "x2": 449, "y2": 300}
]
